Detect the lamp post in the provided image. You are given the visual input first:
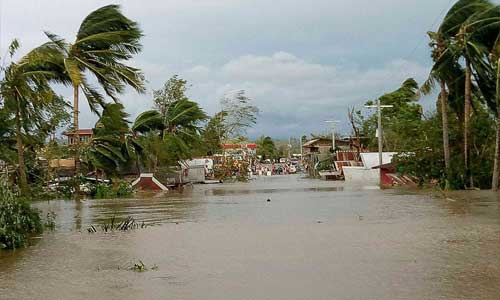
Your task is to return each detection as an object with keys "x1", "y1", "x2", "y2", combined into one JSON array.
[
  {"x1": 324, "y1": 120, "x2": 340, "y2": 152},
  {"x1": 365, "y1": 99, "x2": 393, "y2": 186}
]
